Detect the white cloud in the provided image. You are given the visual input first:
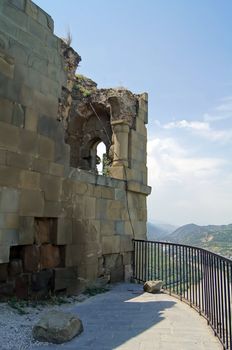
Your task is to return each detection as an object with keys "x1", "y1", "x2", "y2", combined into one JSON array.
[
  {"x1": 147, "y1": 136, "x2": 232, "y2": 225},
  {"x1": 161, "y1": 118, "x2": 232, "y2": 143},
  {"x1": 203, "y1": 96, "x2": 232, "y2": 122},
  {"x1": 163, "y1": 120, "x2": 210, "y2": 131}
]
